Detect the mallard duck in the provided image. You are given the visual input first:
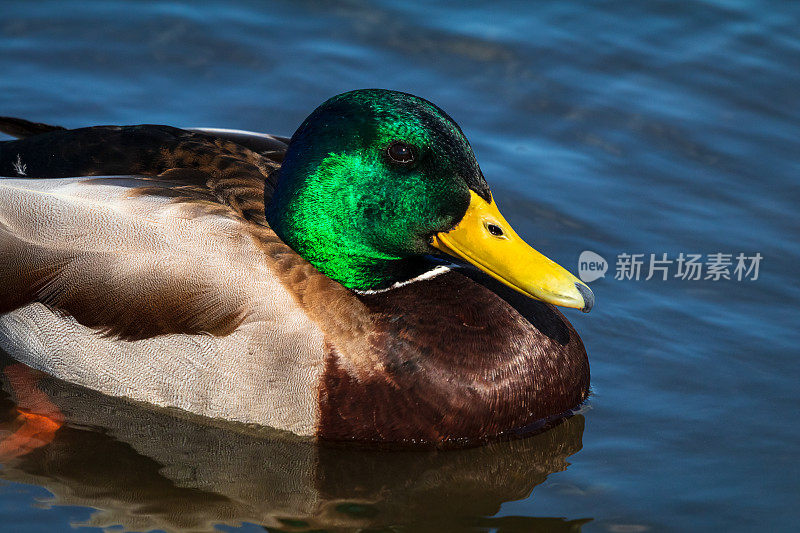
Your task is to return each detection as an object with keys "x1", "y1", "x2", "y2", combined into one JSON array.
[{"x1": 0, "y1": 89, "x2": 593, "y2": 446}]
